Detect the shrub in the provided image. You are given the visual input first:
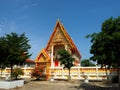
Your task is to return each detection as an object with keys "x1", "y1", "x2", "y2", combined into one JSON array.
[
  {"x1": 31, "y1": 66, "x2": 46, "y2": 80},
  {"x1": 12, "y1": 68, "x2": 24, "y2": 80}
]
